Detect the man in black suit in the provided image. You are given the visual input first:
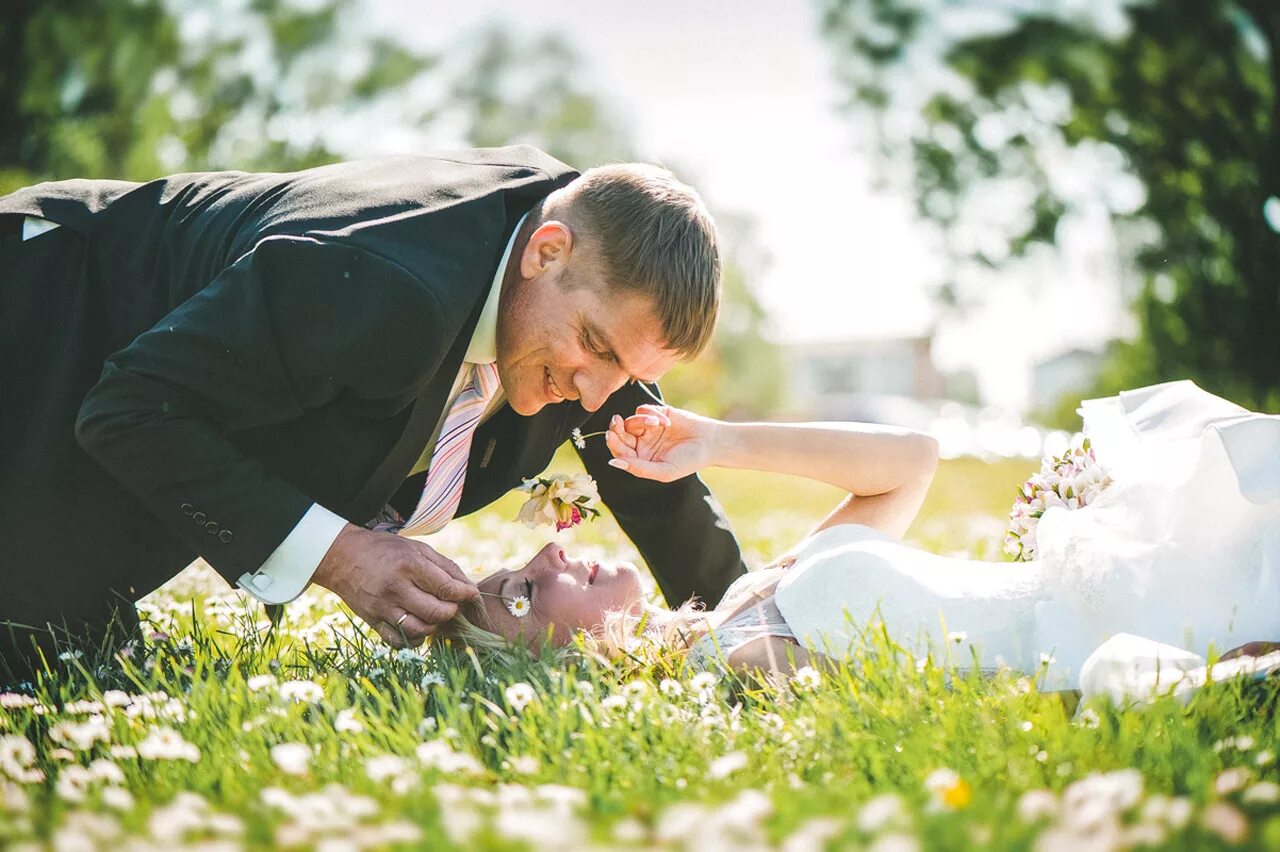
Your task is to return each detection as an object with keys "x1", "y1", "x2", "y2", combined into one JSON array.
[{"x1": 0, "y1": 146, "x2": 745, "y2": 679}]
